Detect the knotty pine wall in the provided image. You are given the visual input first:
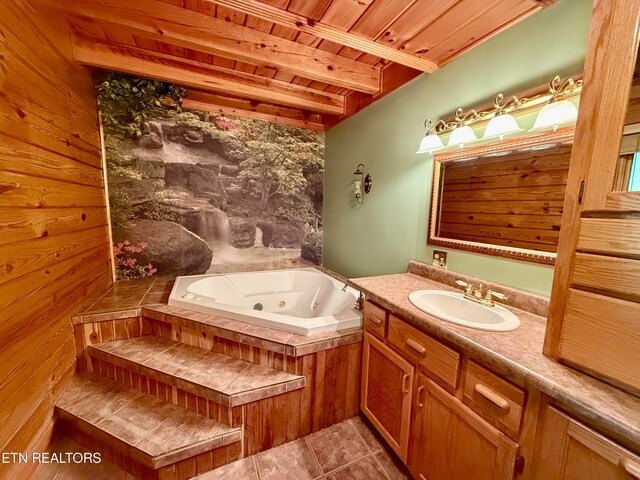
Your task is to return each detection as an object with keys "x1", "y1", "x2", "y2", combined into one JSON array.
[{"x1": 0, "y1": 1, "x2": 113, "y2": 476}]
